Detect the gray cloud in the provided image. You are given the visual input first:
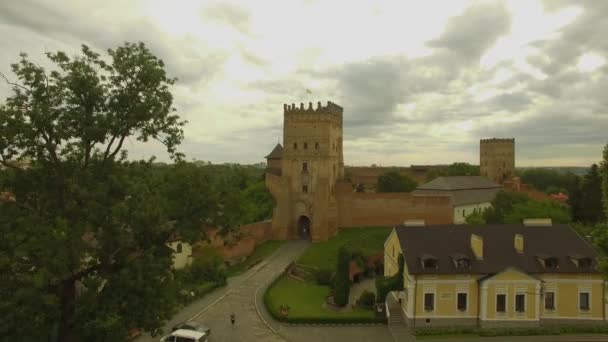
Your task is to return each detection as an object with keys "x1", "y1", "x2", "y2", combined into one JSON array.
[
  {"x1": 427, "y1": 1, "x2": 511, "y2": 61},
  {"x1": 201, "y1": 2, "x2": 251, "y2": 35}
]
